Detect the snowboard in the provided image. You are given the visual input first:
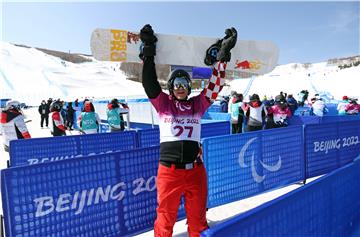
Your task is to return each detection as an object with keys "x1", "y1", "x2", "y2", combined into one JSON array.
[{"x1": 90, "y1": 28, "x2": 279, "y2": 75}]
